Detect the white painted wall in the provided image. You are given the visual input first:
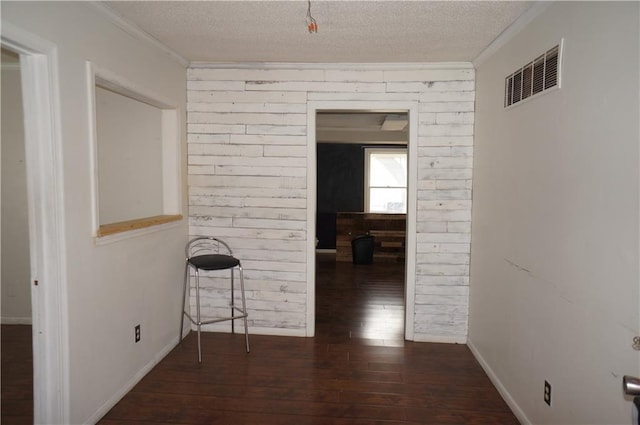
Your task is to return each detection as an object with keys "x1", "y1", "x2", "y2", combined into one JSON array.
[
  {"x1": 469, "y1": 2, "x2": 640, "y2": 424},
  {"x1": 1, "y1": 59, "x2": 32, "y2": 323},
  {"x1": 186, "y1": 65, "x2": 474, "y2": 342},
  {"x1": 1, "y1": 3, "x2": 187, "y2": 423},
  {"x1": 95, "y1": 86, "x2": 164, "y2": 224}
]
